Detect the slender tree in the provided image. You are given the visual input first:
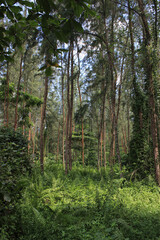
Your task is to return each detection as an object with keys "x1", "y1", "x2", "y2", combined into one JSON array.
[
  {"x1": 14, "y1": 55, "x2": 23, "y2": 131},
  {"x1": 40, "y1": 56, "x2": 49, "y2": 173},
  {"x1": 136, "y1": 0, "x2": 160, "y2": 185},
  {"x1": 76, "y1": 40, "x2": 85, "y2": 167}
]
